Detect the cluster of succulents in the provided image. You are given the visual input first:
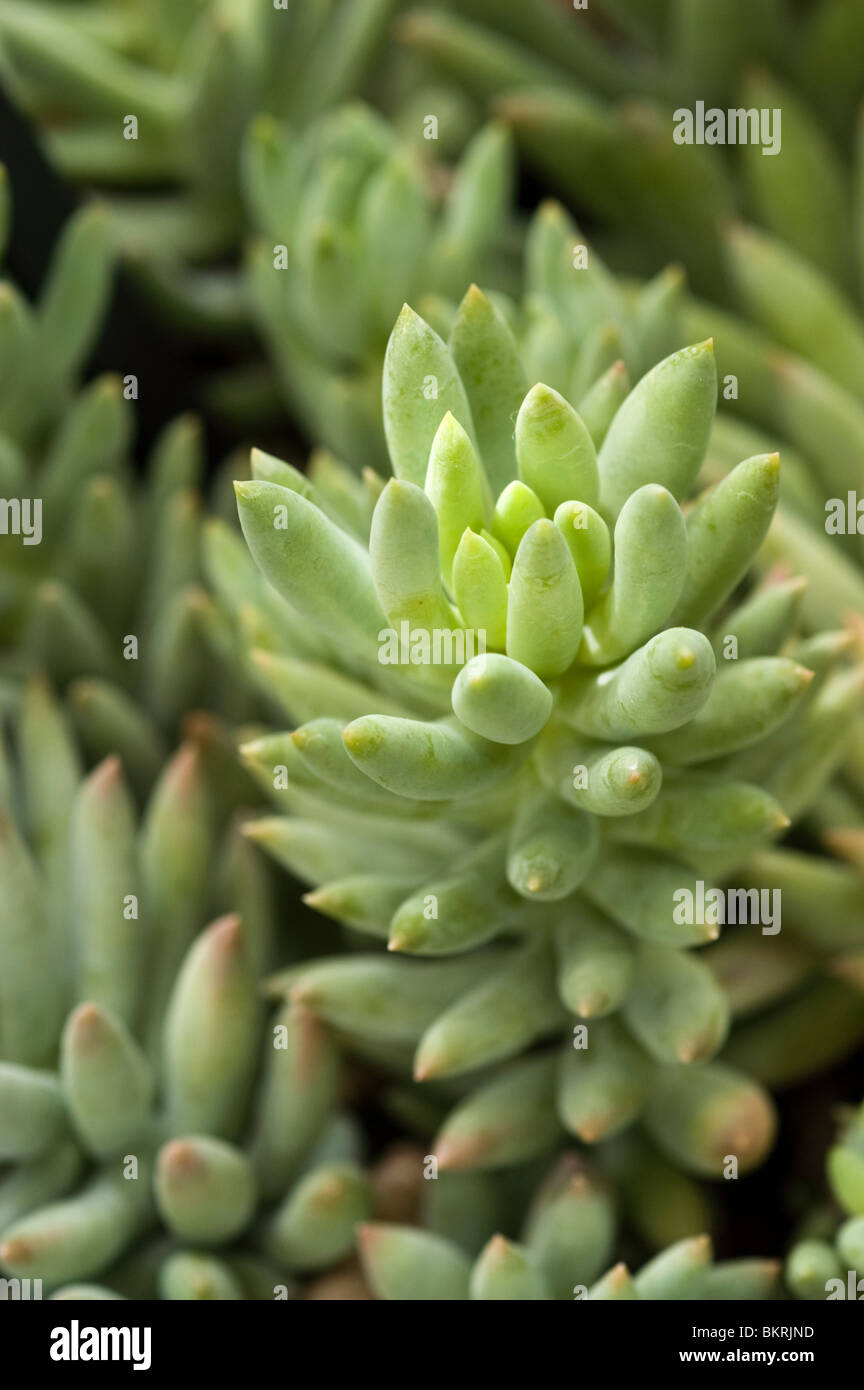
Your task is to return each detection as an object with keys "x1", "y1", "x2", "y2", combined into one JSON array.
[{"x1": 0, "y1": 2, "x2": 863, "y2": 1305}]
